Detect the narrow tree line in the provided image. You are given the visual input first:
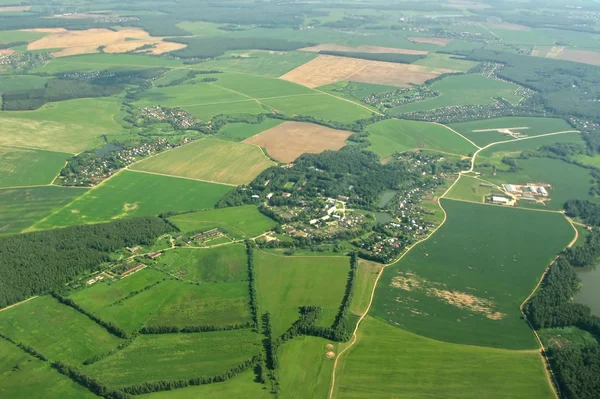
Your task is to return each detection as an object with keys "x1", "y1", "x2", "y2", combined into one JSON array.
[
  {"x1": 51, "y1": 293, "x2": 128, "y2": 339},
  {"x1": 109, "y1": 279, "x2": 166, "y2": 307},
  {"x1": 82, "y1": 336, "x2": 137, "y2": 365},
  {"x1": 52, "y1": 361, "x2": 132, "y2": 399},
  {"x1": 138, "y1": 322, "x2": 254, "y2": 334},
  {"x1": 246, "y1": 241, "x2": 259, "y2": 329},
  {"x1": 0, "y1": 332, "x2": 48, "y2": 362}
]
